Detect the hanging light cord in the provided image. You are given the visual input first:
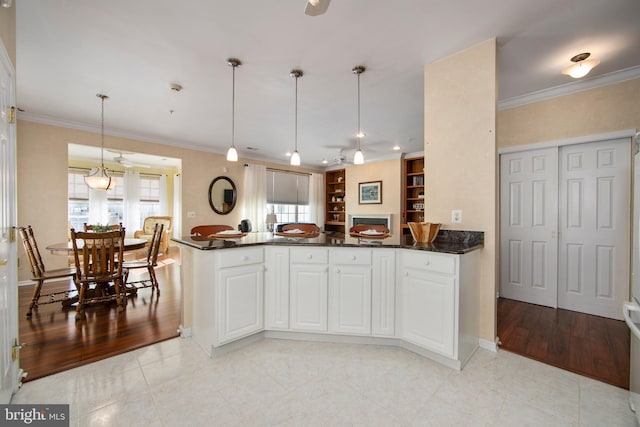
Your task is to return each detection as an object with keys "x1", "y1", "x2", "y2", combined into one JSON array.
[
  {"x1": 231, "y1": 63, "x2": 236, "y2": 150},
  {"x1": 294, "y1": 74, "x2": 298, "y2": 152},
  {"x1": 357, "y1": 70, "x2": 361, "y2": 145},
  {"x1": 97, "y1": 94, "x2": 108, "y2": 168}
]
